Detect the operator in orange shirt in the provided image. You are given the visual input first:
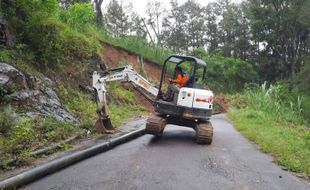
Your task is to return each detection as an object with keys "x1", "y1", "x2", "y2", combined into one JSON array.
[
  {"x1": 169, "y1": 66, "x2": 189, "y2": 87},
  {"x1": 166, "y1": 66, "x2": 189, "y2": 101}
]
